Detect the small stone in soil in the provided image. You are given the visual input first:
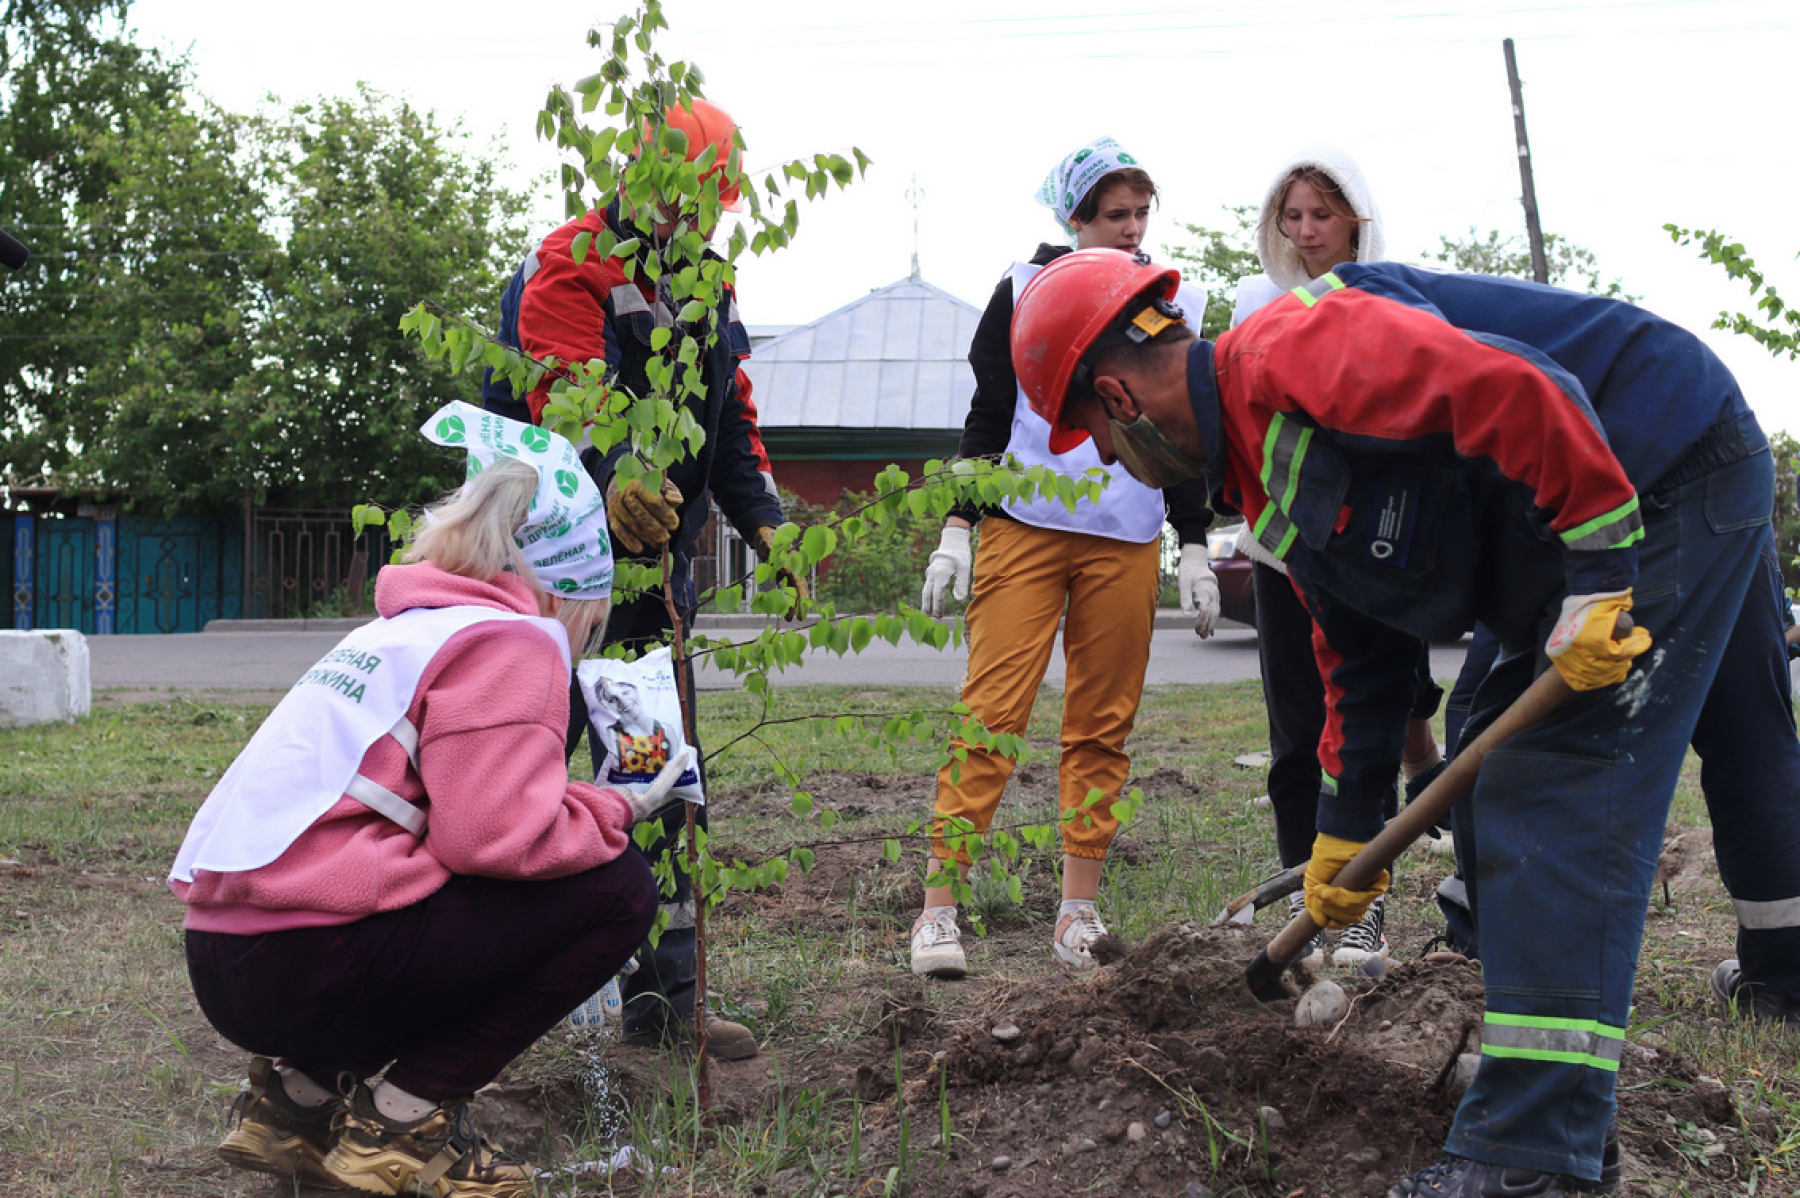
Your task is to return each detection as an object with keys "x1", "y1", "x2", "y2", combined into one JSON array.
[
  {"x1": 991, "y1": 1156, "x2": 1010, "y2": 1172},
  {"x1": 1128, "y1": 1122, "x2": 1148, "y2": 1143},
  {"x1": 1453, "y1": 1053, "x2": 1480, "y2": 1094},
  {"x1": 1347, "y1": 1146, "x2": 1382, "y2": 1166},
  {"x1": 1361, "y1": 955, "x2": 1389, "y2": 978},
  {"x1": 990, "y1": 1022, "x2": 1021, "y2": 1042},
  {"x1": 1295, "y1": 979, "x2": 1350, "y2": 1027},
  {"x1": 1155, "y1": 1110, "x2": 1173, "y2": 1129},
  {"x1": 1259, "y1": 1106, "x2": 1287, "y2": 1132},
  {"x1": 1185, "y1": 1184, "x2": 1214, "y2": 1198},
  {"x1": 1377, "y1": 1020, "x2": 1393, "y2": 1032}
]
